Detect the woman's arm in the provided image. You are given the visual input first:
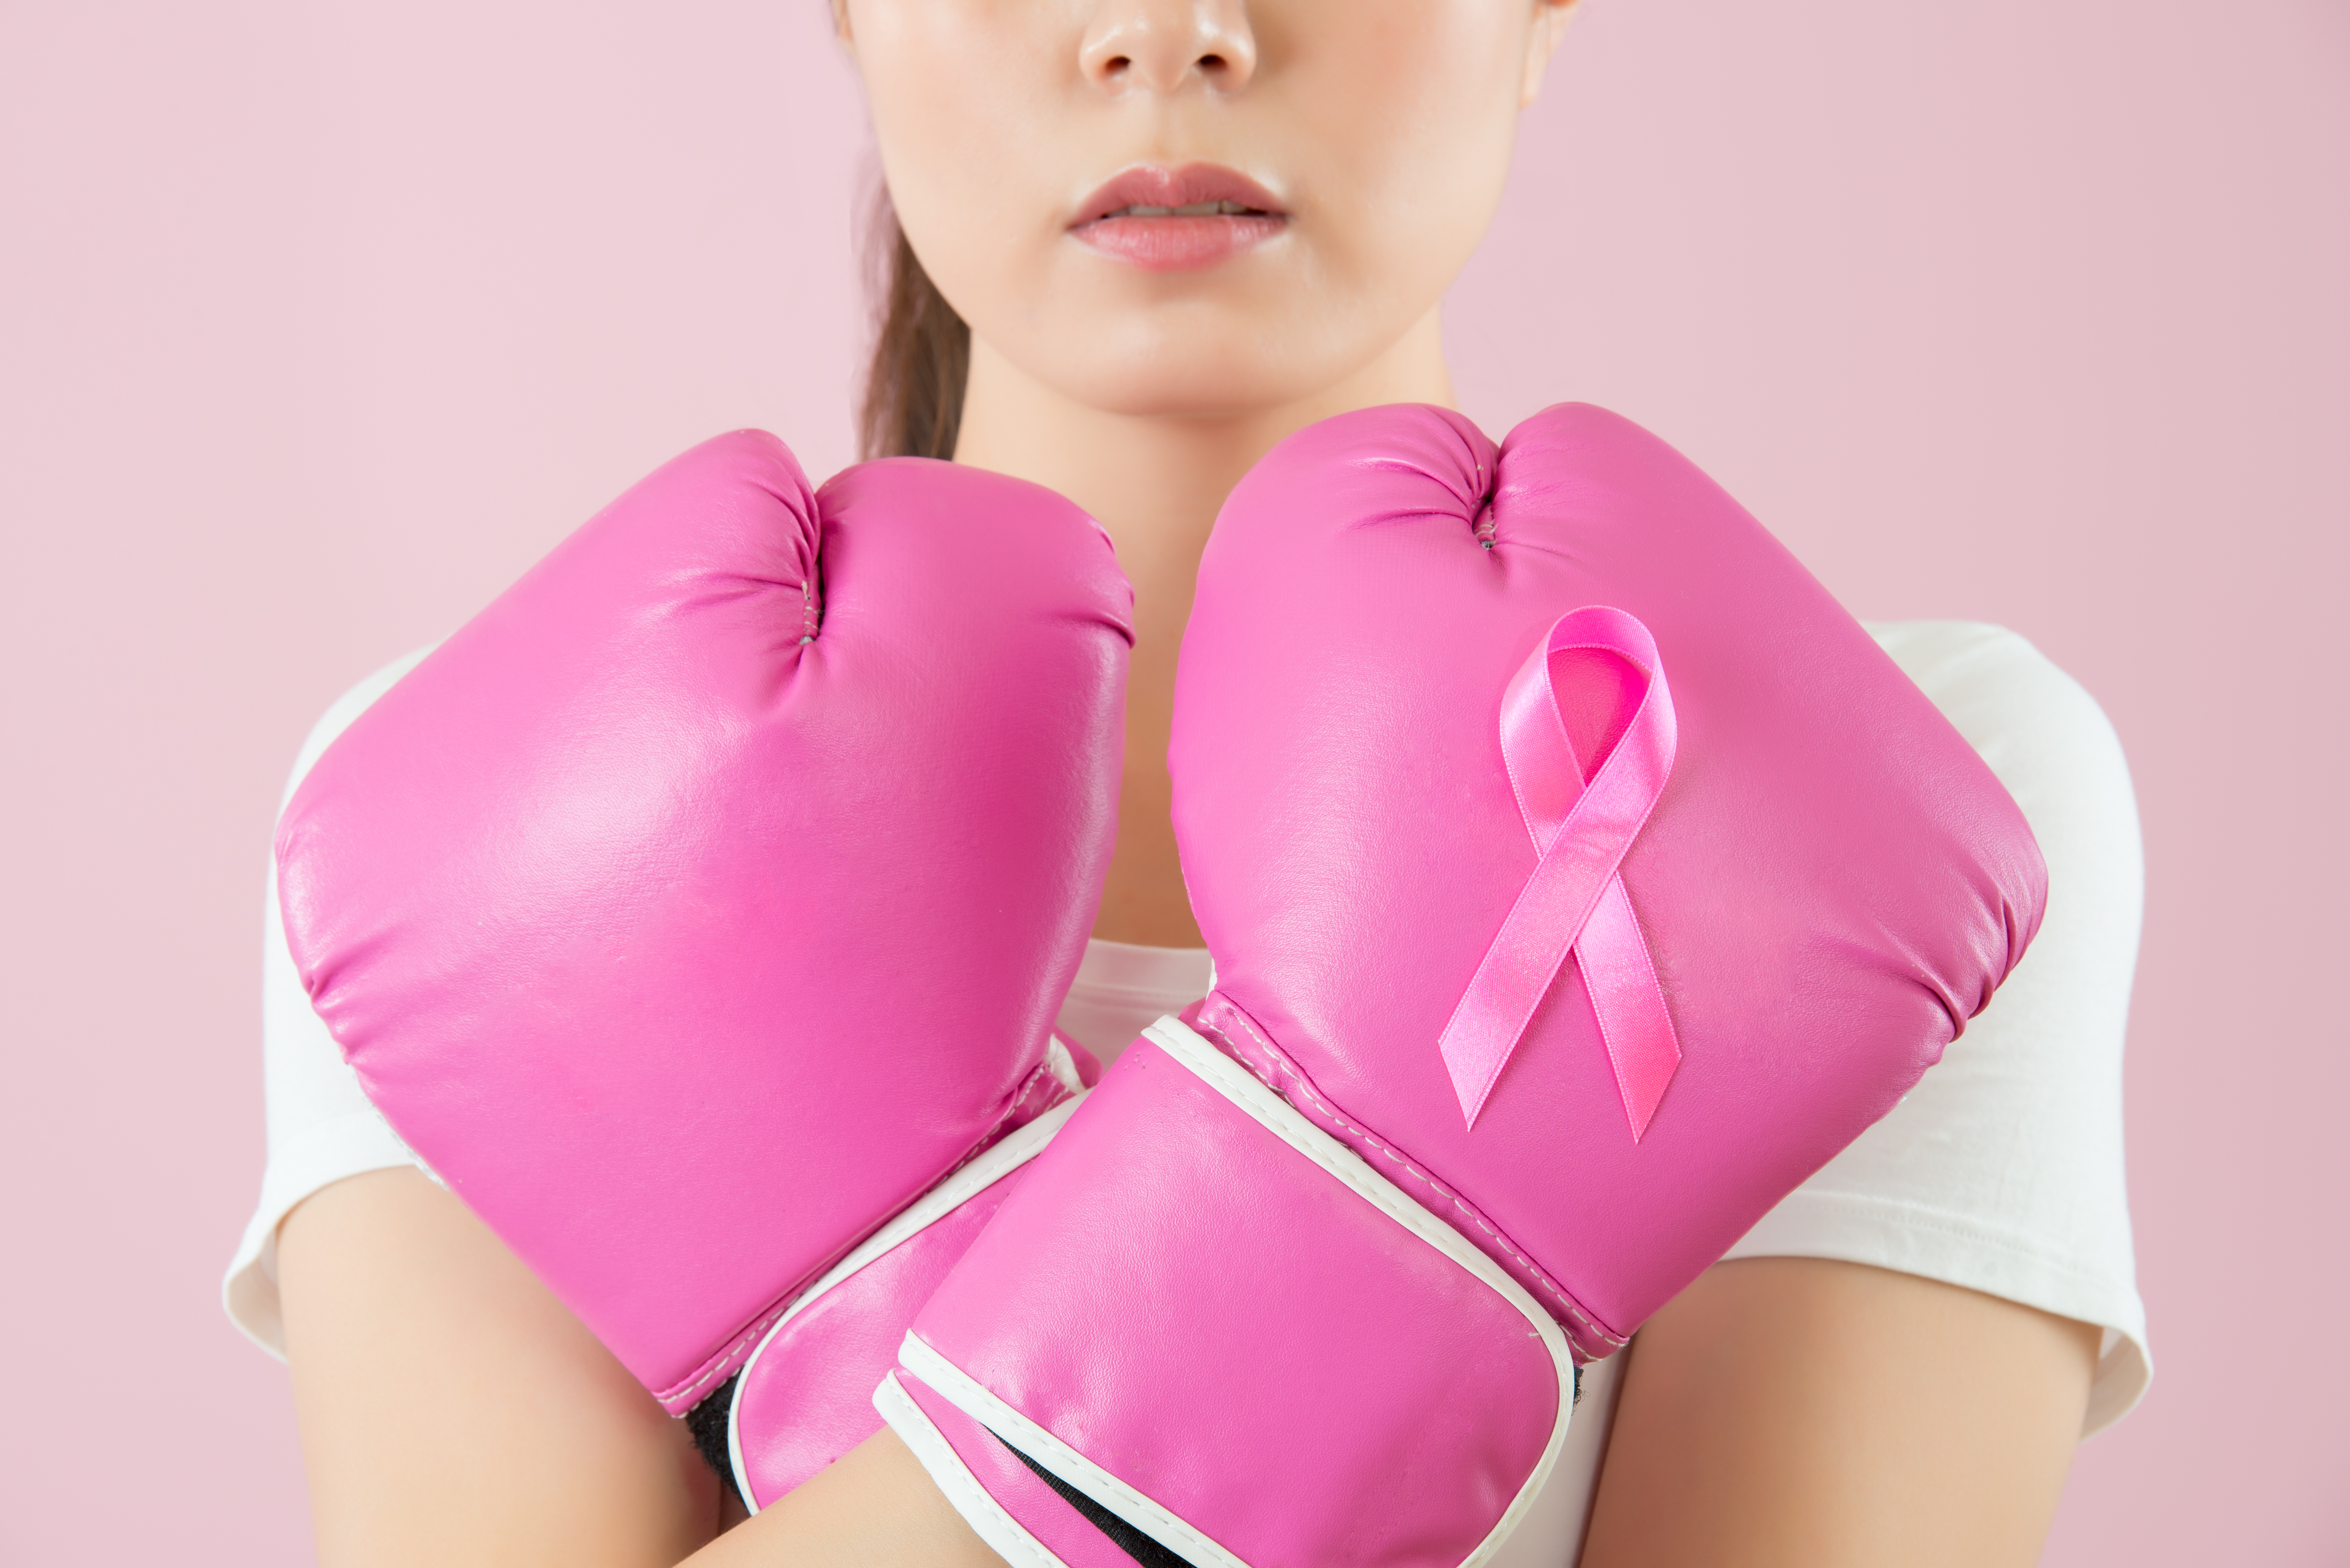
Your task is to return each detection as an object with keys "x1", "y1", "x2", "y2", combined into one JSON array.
[
  {"x1": 682, "y1": 1256, "x2": 2095, "y2": 1568},
  {"x1": 1580, "y1": 1255, "x2": 2099, "y2": 1567},
  {"x1": 278, "y1": 1168, "x2": 727, "y2": 1568},
  {"x1": 685, "y1": 1425, "x2": 1004, "y2": 1568}
]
